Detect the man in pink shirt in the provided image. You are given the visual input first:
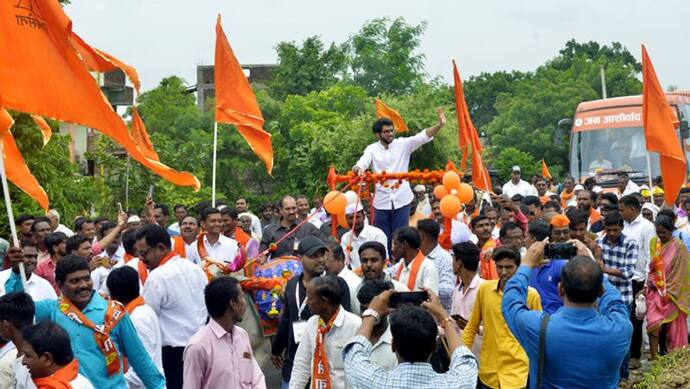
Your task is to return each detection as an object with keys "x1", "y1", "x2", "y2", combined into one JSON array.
[
  {"x1": 34, "y1": 232, "x2": 67, "y2": 293},
  {"x1": 183, "y1": 276, "x2": 266, "y2": 389},
  {"x1": 450, "y1": 241, "x2": 484, "y2": 357}
]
